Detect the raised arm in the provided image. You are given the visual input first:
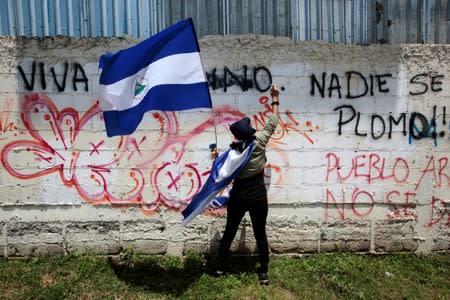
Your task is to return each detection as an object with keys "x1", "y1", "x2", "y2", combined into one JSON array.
[
  {"x1": 270, "y1": 85, "x2": 280, "y2": 117},
  {"x1": 255, "y1": 85, "x2": 281, "y2": 146}
]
